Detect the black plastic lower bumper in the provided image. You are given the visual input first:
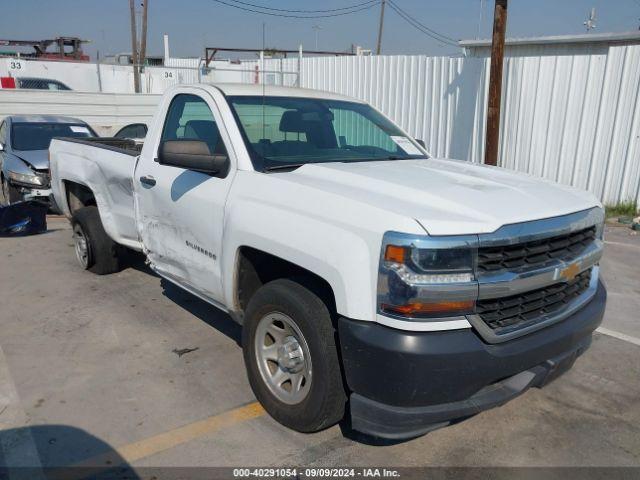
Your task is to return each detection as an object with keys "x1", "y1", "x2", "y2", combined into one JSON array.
[{"x1": 338, "y1": 280, "x2": 607, "y2": 439}]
